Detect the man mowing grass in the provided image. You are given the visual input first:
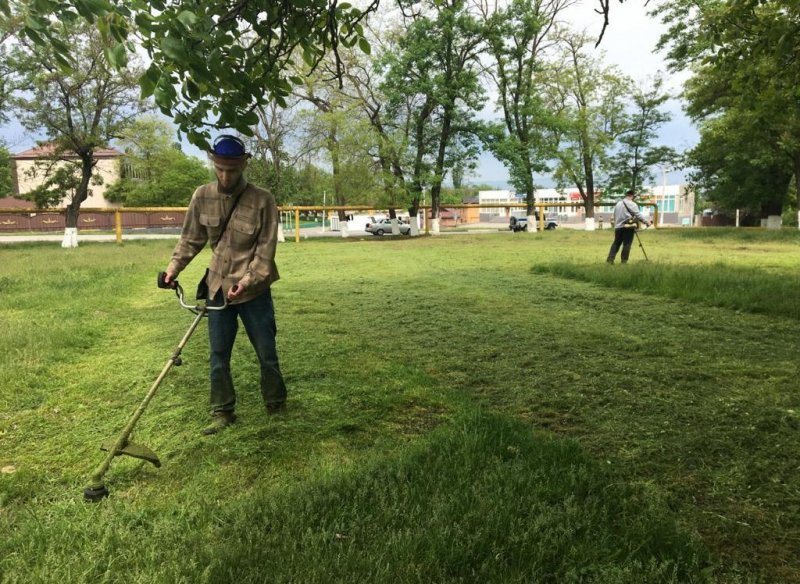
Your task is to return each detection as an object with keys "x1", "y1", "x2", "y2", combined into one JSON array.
[
  {"x1": 606, "y1": 190, "x2": 652, "y2": 264},
  {"x1": 163, "y1": 135, "x2": 287, "y2": 435}
]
